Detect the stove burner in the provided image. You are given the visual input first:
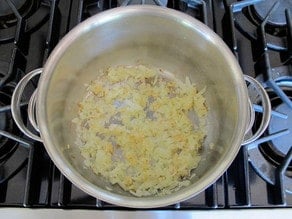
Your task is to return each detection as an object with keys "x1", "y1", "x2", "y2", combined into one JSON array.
[
  {"x1": 0, "y1": 0, "x2": 34, "y2": 29},
  {"x1": 268, "y1": 103, "x2": 292, "y2": 156},
  {"x1": 0, "y1": 0, "x2": 26, "y2": 16},
  {"x1": 229, "y1": 1, "x2": 289, "y2": 51},
  {"x1": 259, "y1": 83, "x2": 292, "y2": 168},
  {"x1": 0, "y1": 0, "x2": 49, "y2": 42},
  {"x1": 253, "y1": 0, "x2": 292, "y2": 27},
  {"x1": 0, "y1": 85, "x2": 18, "y2": 165},
  {"x1": 247, "y1": 76, "x2": 292, "y2": 193}
]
